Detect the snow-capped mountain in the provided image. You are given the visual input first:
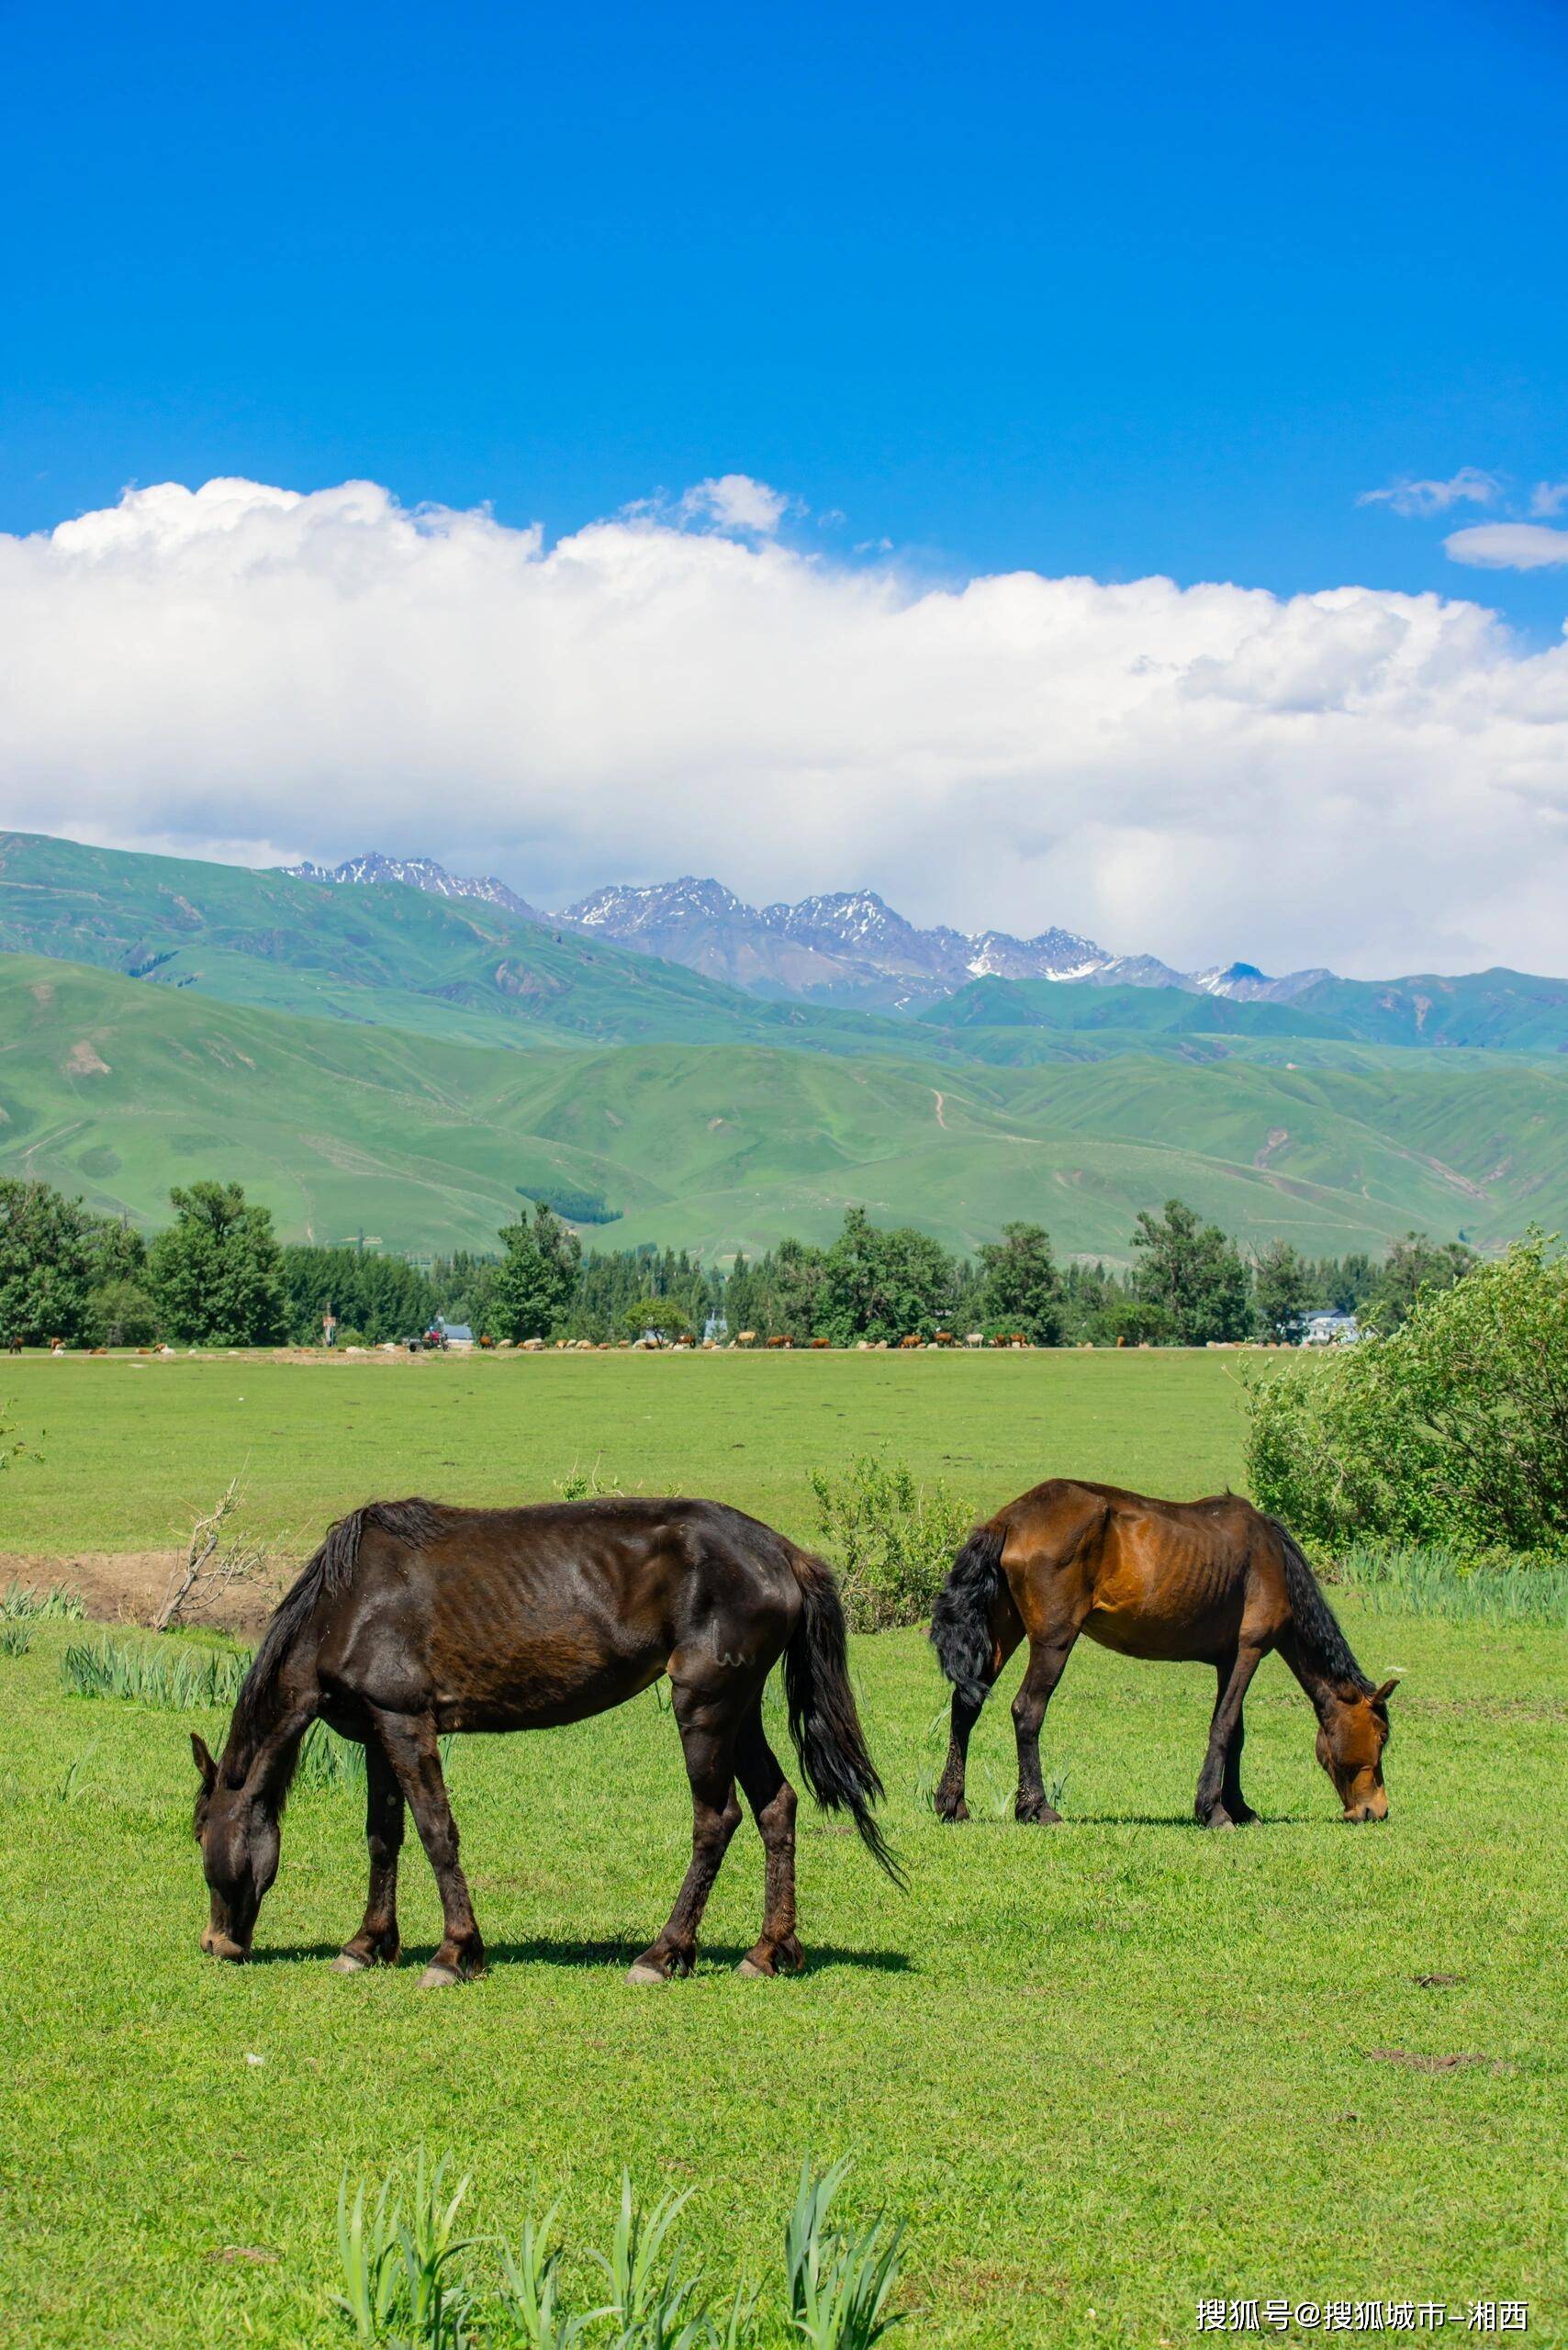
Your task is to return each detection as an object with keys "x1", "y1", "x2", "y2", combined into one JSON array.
[
  {"x1": 282, "y1": 851, "x2": 541, "y2": 923},
  {"x1": 282, "y1": 854, "x2": 1334, "y2": 1009},
  {"x1": 562, "y1": 878, "x2": 1199, "y2": 1006},
  {"x1": 1190, "y1": 959, "x2": 1332, "y2": 1003}
]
